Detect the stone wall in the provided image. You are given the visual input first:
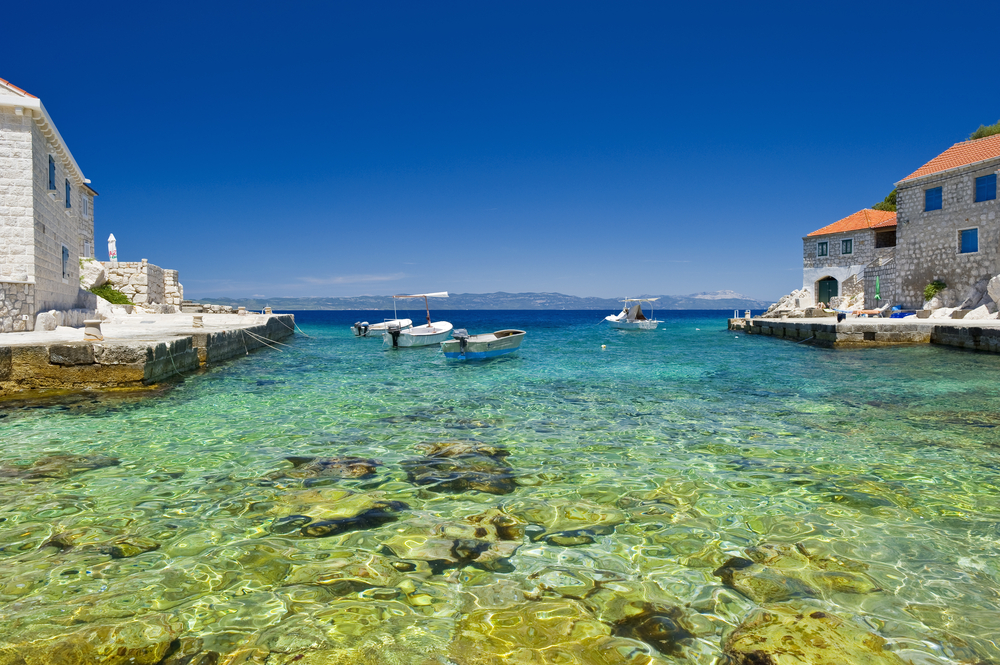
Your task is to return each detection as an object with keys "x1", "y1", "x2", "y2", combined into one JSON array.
[
  {"x1": 103, "y1": 259, "x2": 176, "y2": 305},
  {"x1": 31, "y1": 121, "x2": 94, "y2": 313},
  {"x1": 0, "y1": 281, "x2": 35, "y2": 332},
  {"x1": 0, "y1": 108, "x2": 35, "y2": 282},
  {"x1": 164, "y1": 269, "x2": 182, "y2": 306},
  {"x1": 895, "y1": 158, "x2": 1000, "y2": 309},
  {"x1": 864, "y1": 257, "x2": 898, "y2": 310}
]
